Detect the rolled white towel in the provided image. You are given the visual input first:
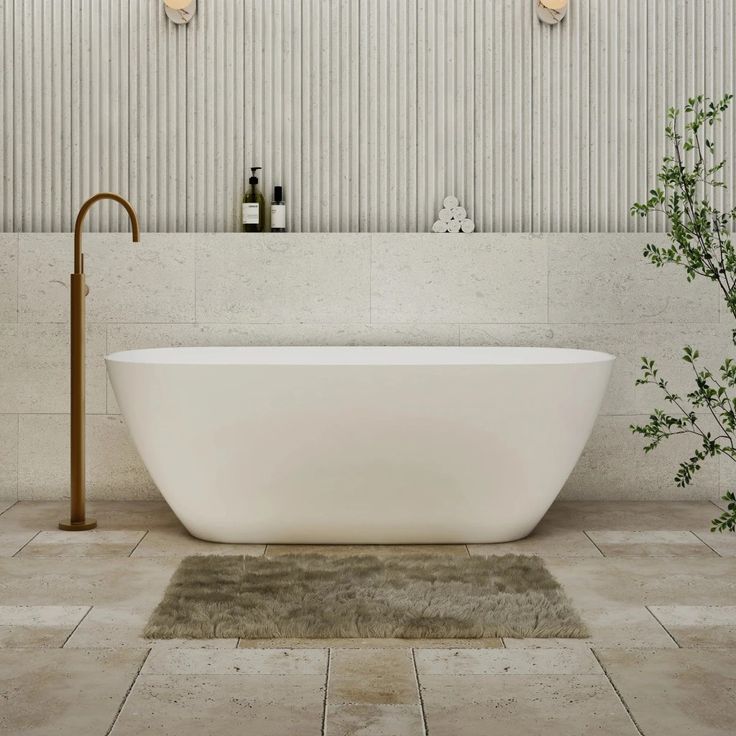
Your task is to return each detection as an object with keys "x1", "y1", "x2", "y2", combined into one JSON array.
[
  {"x1": 438, "y1": 208, "x2": 453, "y2": 222},
  {"x1": 461, "y1": 218, "x2": 475, "y2": 233},
  {"x1": 443, "y1": 195, "x2": 459, "y2": 210},
  {"x1": 432, "y1": 219, "x2": 449, "y2": 233},
  {"x1": 451, "y1": 206, "x2": 467, "y2": 220},
  {"x1": 447, "y1": 219, "x2": 462, "y2": 233}
]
